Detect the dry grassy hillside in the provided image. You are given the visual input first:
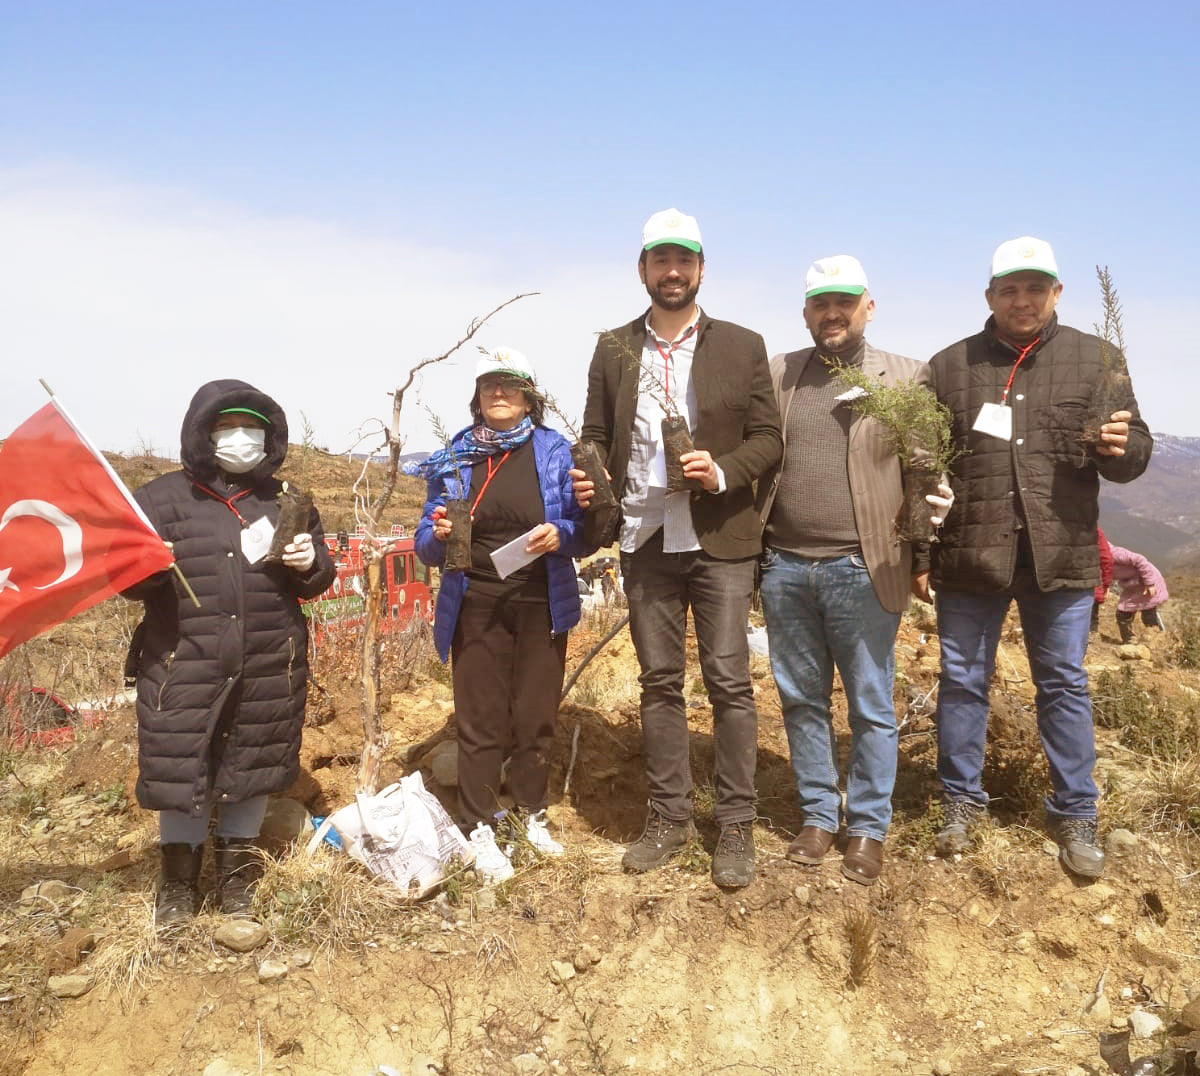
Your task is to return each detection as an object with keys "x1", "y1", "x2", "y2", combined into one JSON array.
[{"x1": 3, "y1": 461, "x2": 1200, "y2": 1074}]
